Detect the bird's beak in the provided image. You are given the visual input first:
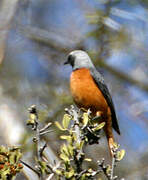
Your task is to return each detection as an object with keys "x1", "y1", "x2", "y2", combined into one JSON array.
[{"x1": 64, "y1": 60, "x2": 69, "y2": 65}]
